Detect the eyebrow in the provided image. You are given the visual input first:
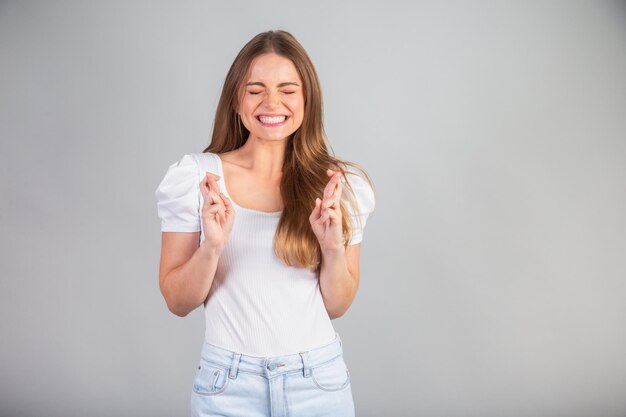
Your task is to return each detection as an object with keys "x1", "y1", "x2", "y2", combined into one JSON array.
[{"x1": 245, "y1": 82, "x2": 300, "y2": 87}]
